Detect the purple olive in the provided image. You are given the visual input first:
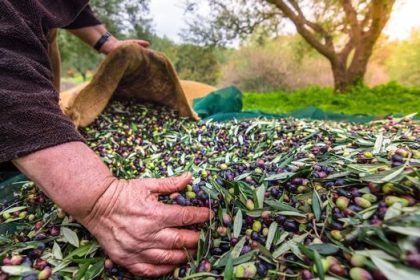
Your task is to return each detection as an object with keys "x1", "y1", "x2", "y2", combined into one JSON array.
[
  {"x1": 256, "y1": 262, "x2": 268, "y2": 277},
  {"x1": 175, "y1": 195, "x2": 187, "y2": 206},
  {"x1": 283, "y1": 220, "x2": 298, "y2": 232},
  {"x1": 406, "y1": 250, "x2": 420, "y2": 269}
]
